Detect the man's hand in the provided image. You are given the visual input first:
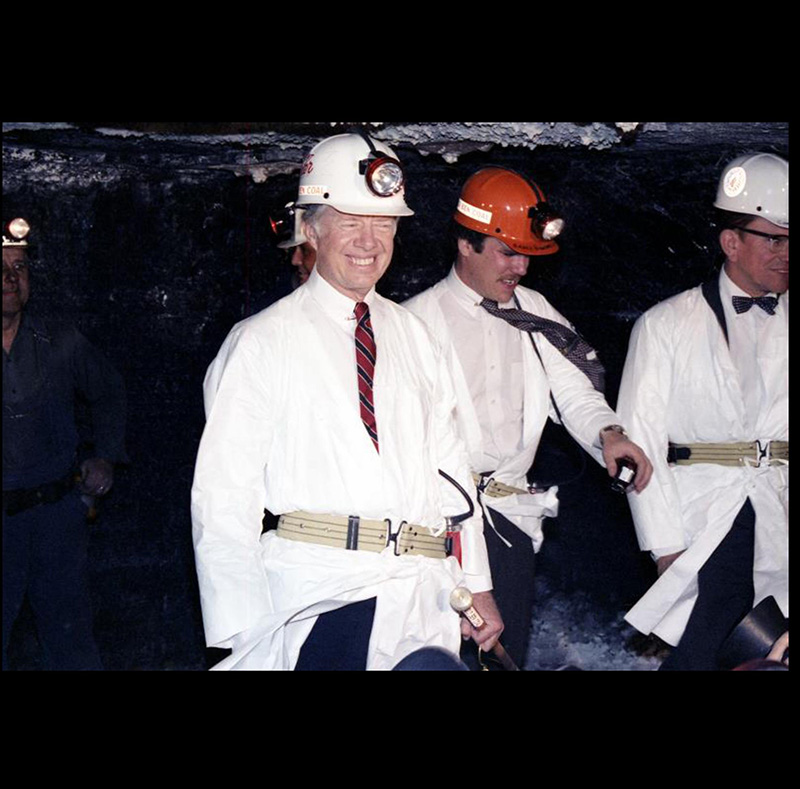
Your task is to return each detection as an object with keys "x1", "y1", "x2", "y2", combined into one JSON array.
[
  {"x1": 78, "y1": 457, "x2": 114, "y2": 496},
  {"x1": 656, "y1": 550, "x2": 684, "y2": 576},
  {"x1": 459, "y1": 590, "x2": 504, "y2": 651},
  {"x1": 767, "y1": 631, "x2": 789, "y2": 665},
  {"x1": 600, "y1": 429, "x2": 654, "y2": 492}
]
